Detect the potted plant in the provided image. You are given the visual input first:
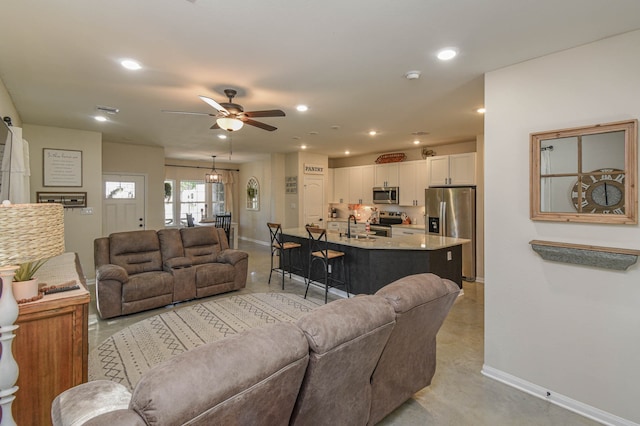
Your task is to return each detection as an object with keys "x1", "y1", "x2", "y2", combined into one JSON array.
[{"x1": 13, "y1": 260, "x2": 47, "y2": 301}]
